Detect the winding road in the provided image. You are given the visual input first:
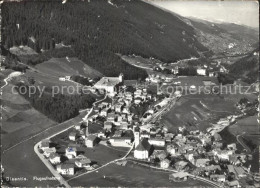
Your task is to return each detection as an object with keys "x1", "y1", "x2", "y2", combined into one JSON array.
[{"x1": 236, "y1": 134, "x2": 251, "y2": 153}]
